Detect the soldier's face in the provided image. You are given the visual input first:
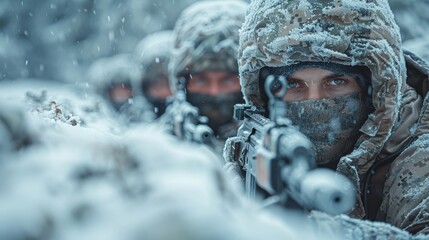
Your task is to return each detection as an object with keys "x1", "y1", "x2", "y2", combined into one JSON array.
[
  {"x1": 187, "y1": 71, "x2": 240, "y2": 95},
  {"x1": 283, "y1": 68, "x2": 361, "y2": 102},
  {"x1": 109, "y1": 84, "x2": 132, "y2": 103},
  {"x1": 147, "y1": 76, "x2": 172, "y2": 100}
]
